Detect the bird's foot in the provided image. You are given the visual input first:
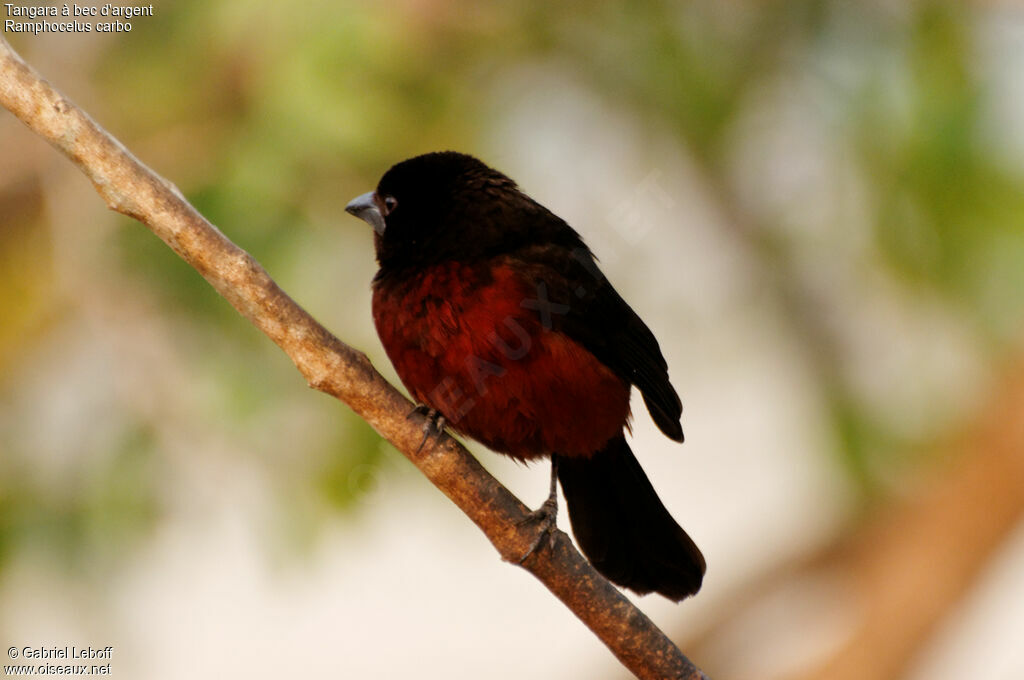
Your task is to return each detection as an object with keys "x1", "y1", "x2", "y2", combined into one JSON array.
[
  {"x1": 408, "y1": 405, "x2": 446, "y2": 453},
  {"x1": 516, "y1": 457, "x2": 560, "y2": 563},
  {"x1": 516, "y1": 496, "x2": 559, "y2": 564}
]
